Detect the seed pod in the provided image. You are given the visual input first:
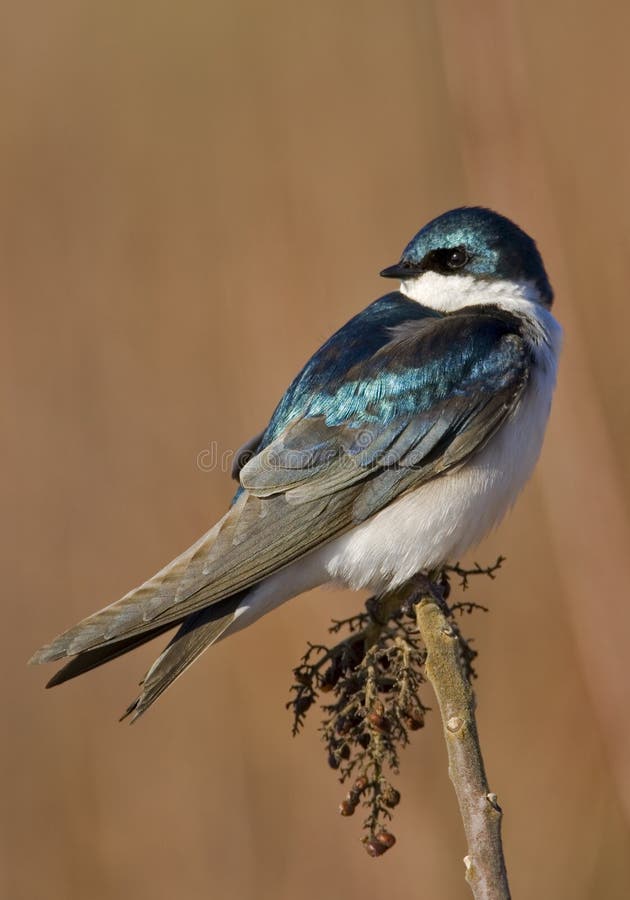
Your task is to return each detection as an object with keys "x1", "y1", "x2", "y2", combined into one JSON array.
[
  {"x1": 364, "y1": 838, "x2": 387, "y2": 858},
  {"x1": 383, "y1": 786, "x2": 401, "y2": 808},
  {"x1": 294, "y1": 695, "x2": 313, "y2": 715},
  {"x1": 368, "y1": 713, "x2": 391, "y2": 734},
  {"x1": 321, "y1": 662, "x2": 341, "y2": 692},
  {"x1": 294, "y1": 670, "x2": 311, "y2": 686},
  {"x1": 375, "y1": 830, "x2": 396, "y2": 850},
  {"x1": 336, "y1": 716, "x2": 350, "y2": 735},
  {"x1": 404, "y1": 714, "x2": 424, "y2": 731},
  {"x1": 339, "y1": 799, "x2": 355, "y2": 817},
  {"x1": 339, "y1": 743, "x2": 351, "y2": 760},
  {"x1": 353, "y1": 775, "x2": 369, "y2": 793},
  {"x1": 327, "y1": 753, "x2": 340, "y2": 770},
  {"x1": 358, "y1": 733, "x2": 371, "y2": 749}
]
